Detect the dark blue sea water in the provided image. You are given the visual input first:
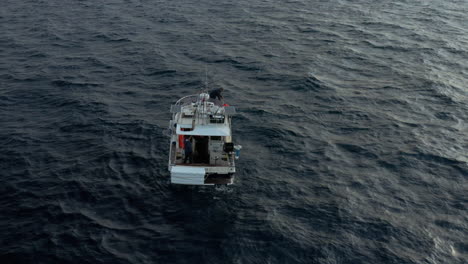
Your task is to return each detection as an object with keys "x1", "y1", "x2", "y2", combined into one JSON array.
[{"x1": 1, "y1": 0, "x2": 467, "y2": 263}]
